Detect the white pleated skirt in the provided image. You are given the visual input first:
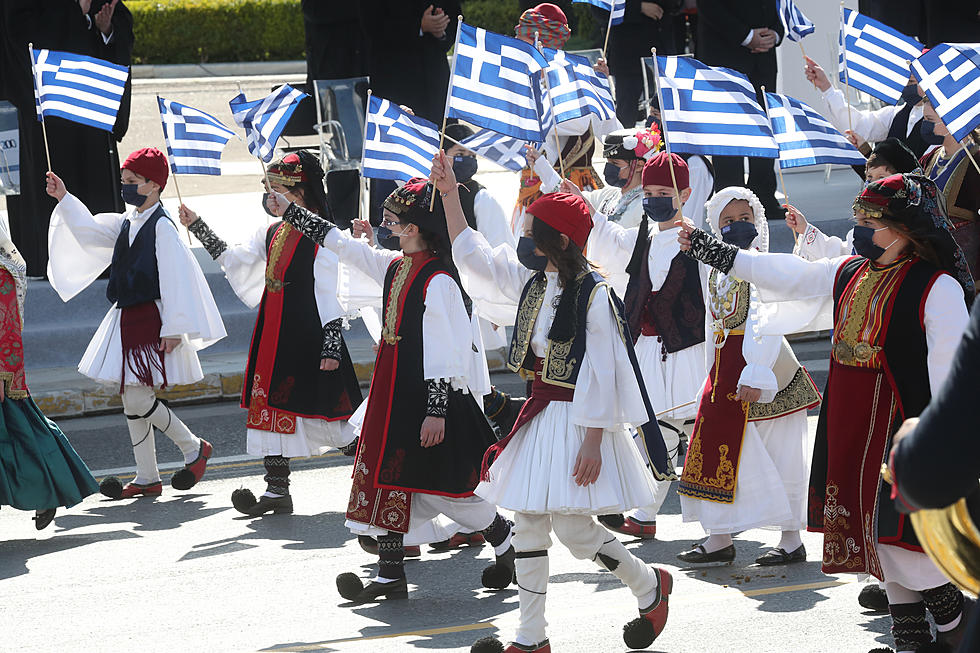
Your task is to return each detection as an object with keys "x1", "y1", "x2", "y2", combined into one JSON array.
[
  {"x1": 79, "y1": 308, "x2": 204, "y2": 387},
  {"x1": 876, "y1": 543, "x2": 949, "y2": 590},
  {"x1": 636, "y1": 334, "x2": 706, "y2": 421},
  {"x1": 680, "y1": 410, "x2": 809, "y2": 534},
  {"x1": 475, "y1": 401, "x2": 657, "y2": 515},
  {"x1": 246, "y1": 417, "x2": 355, "y2": 458}
]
